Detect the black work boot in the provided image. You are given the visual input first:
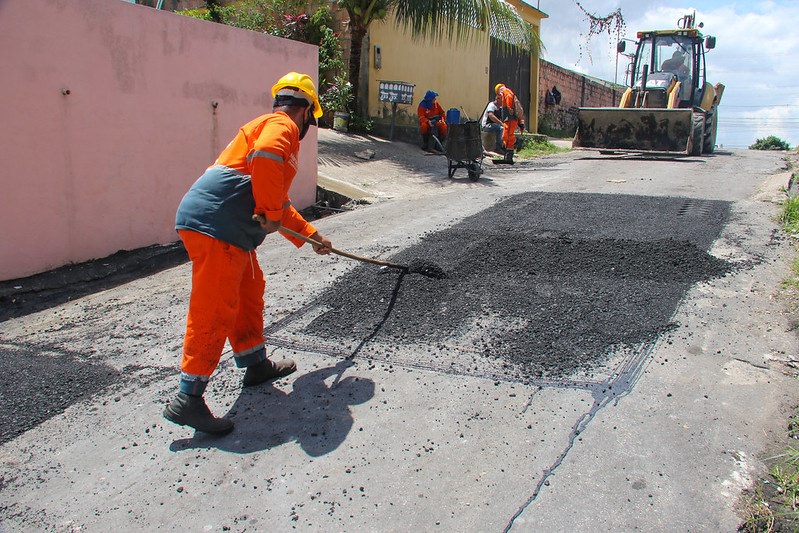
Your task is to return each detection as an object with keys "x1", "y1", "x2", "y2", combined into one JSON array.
[
  {"x1": 504, "y1": 149, "x2": 514, "y2": 162},
  {"x1": 163, "y1": 392, "x2": 234, "y2": 435},
  {"x1": 421, "y1": 133, "x2": 431, "y2": 152},
  {"x1": 243, "y1": 358, "x2": 297, "y2": 387}
]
